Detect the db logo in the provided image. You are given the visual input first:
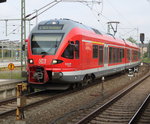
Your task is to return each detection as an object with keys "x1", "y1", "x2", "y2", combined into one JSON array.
[{"x1": 39, "y1": 59, "x2": 46, "y2": 64}]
